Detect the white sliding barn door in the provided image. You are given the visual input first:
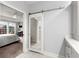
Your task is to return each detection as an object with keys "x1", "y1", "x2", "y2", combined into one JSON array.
[{"x1": 29, "y1": 13, "x2": 43, "y2": 53}]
